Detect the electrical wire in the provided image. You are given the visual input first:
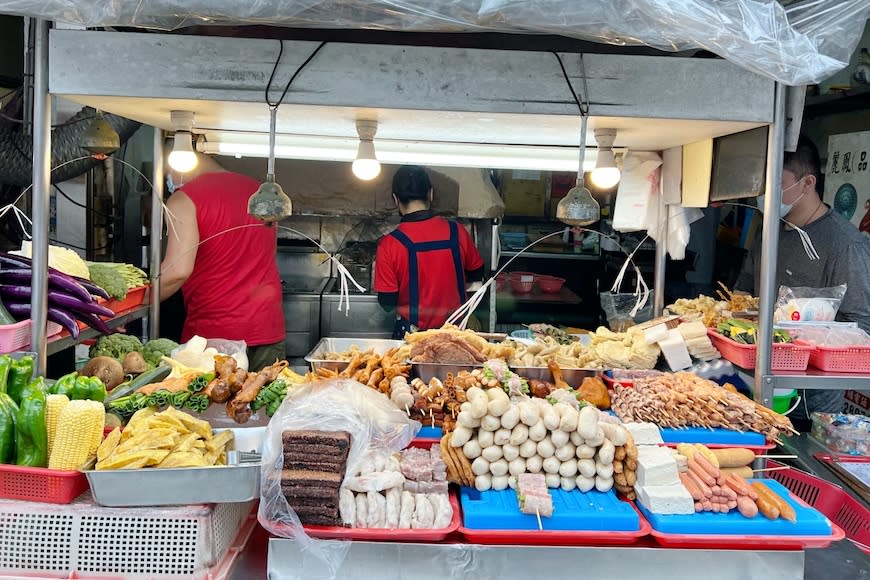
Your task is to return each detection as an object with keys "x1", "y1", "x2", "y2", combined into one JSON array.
[
  {"x1": 265, "y1": 40, "x2": 327, "y2": 109},
  {"x1": 52, "y1": 183, "x2": 121, "y2": 221},
  {"x1": 552, "y1": 51, "x2": 589, "y2": 116}
]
